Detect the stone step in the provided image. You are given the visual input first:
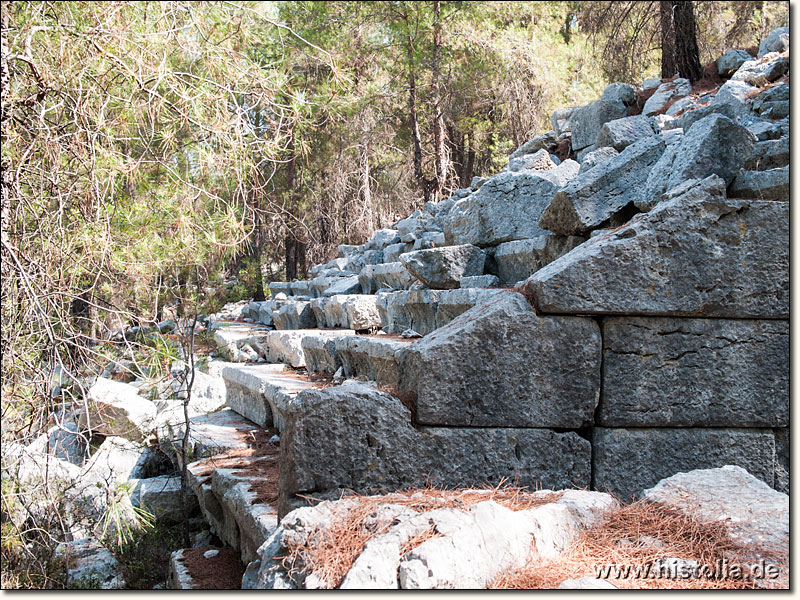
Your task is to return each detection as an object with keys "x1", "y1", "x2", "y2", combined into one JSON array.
[
  {"x1": 376, "y1": 288, "x2": 503, "y2": 336},
  {"x1": 309, "y1": 295, "x2": 381, "y2": 331},
  {"x1": 222, "y1": 363, "x2": 319, "y2": 430},
  {"x1": 212, "y1": 322, "x2": 265, "y2": 362},
  {"x1": 185, "y1": 431, "x2": 279, "y2": 564},
  {"x1": 239, "y1": 328, "x2": 355, "y2": 368},
  {"x1": 170, "y1": 408, "x2": 264, "y2": 469},
  {"x1": 334, "y1": 335, "x2": 414, "y2": 387}
]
